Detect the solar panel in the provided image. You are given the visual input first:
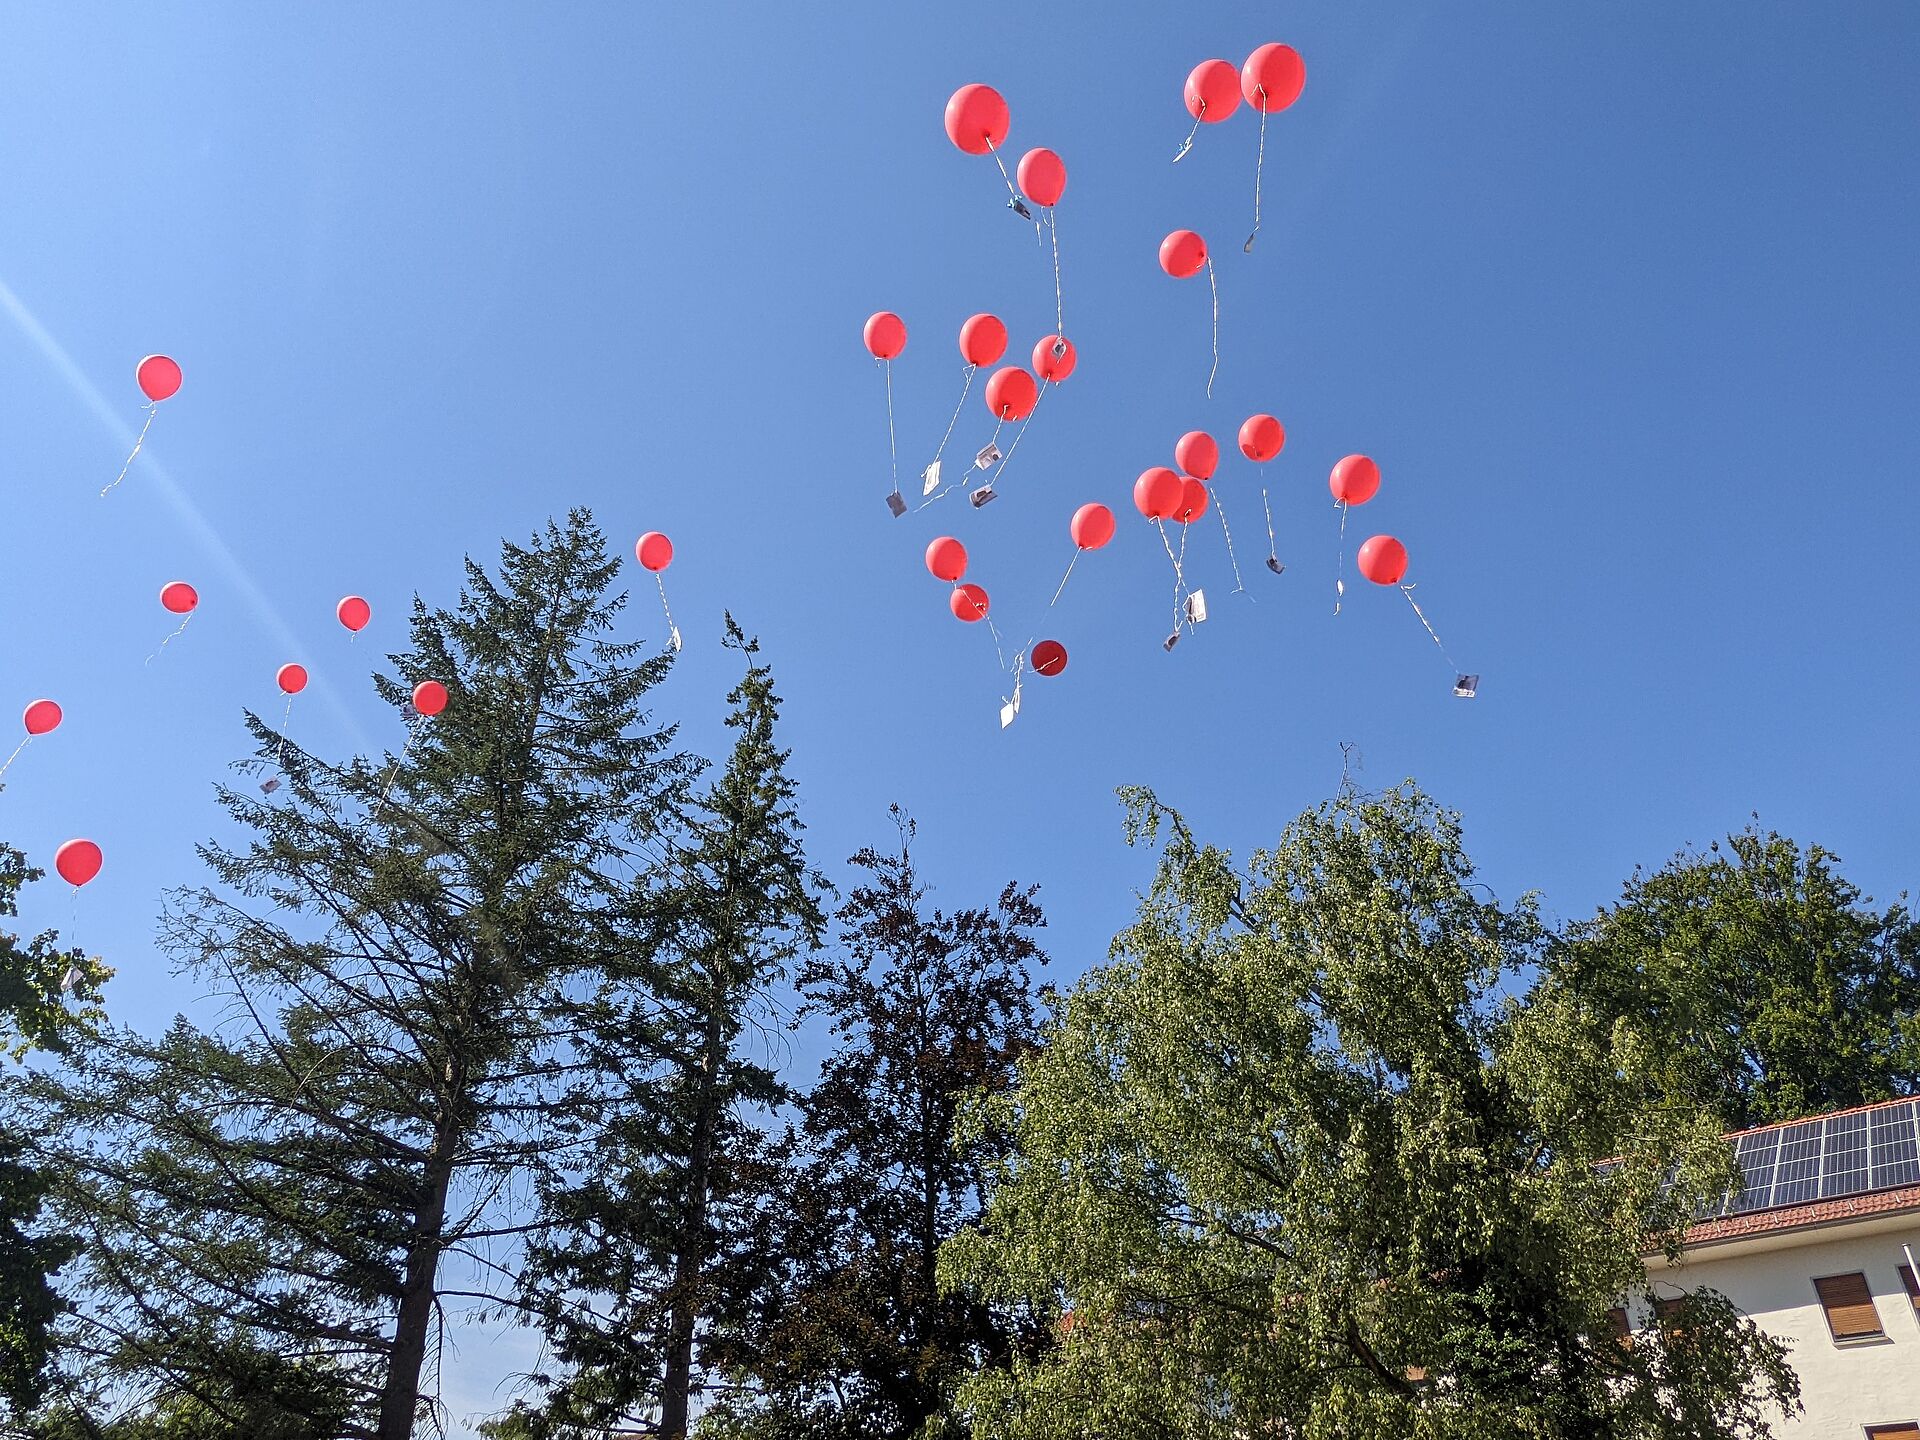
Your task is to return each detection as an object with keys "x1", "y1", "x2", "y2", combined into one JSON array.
[
  {"x1": 1870, "y1": 1101, "x2": 1920, "y2": 1190},
  {"x1": 1770, "y1": 1119, "x2": 1825, "y2": 1207},
  {"x1": 1821, "y1": 1110, "x2": 1869, "y2": 1199},
  {"x1": 1728, "y1": 1128, "x2": 1781, "y2": 1214}
]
